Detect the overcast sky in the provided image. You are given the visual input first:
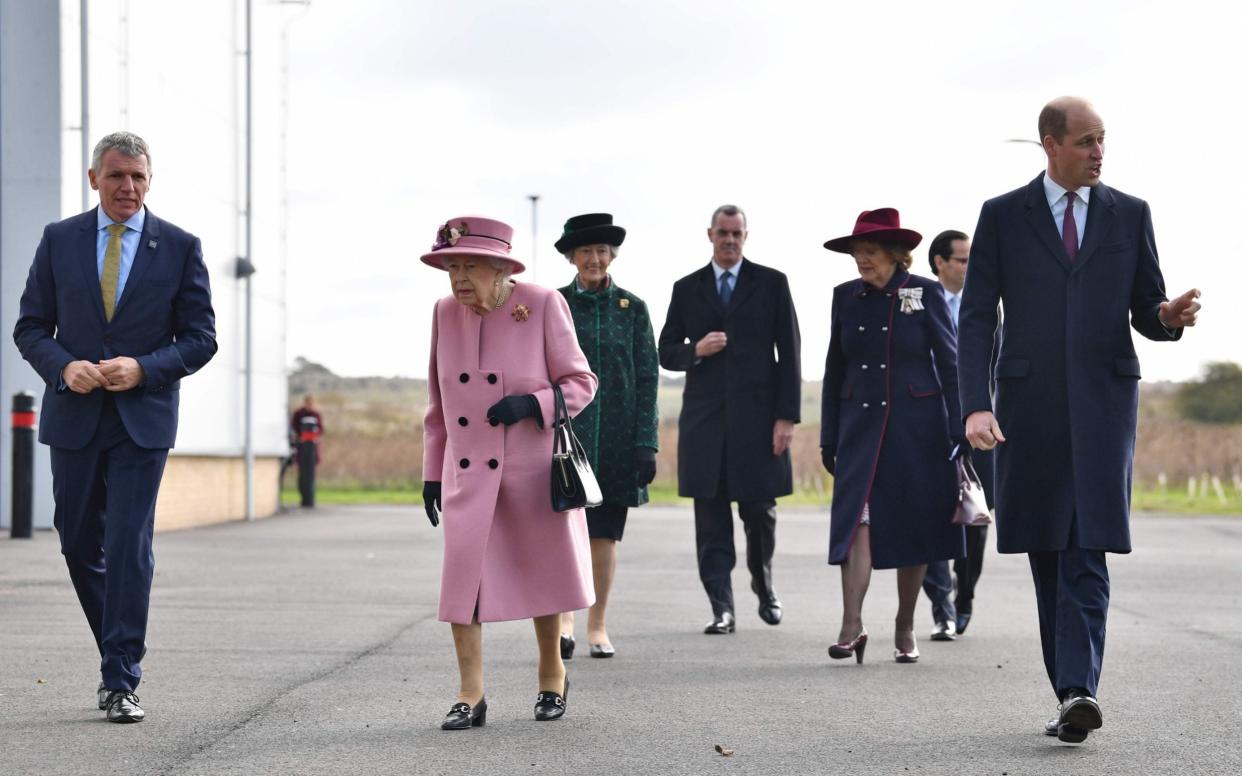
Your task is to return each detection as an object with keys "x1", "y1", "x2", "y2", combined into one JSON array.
[{"x1": 282, "y1": 0, "x2": 1240, "y2": 382}]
